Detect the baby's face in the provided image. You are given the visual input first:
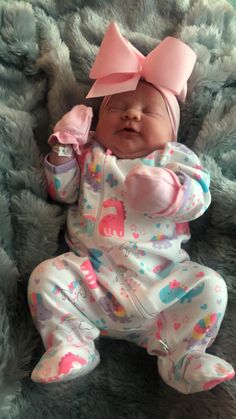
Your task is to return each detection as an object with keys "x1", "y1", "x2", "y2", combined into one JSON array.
[{"x1": 95, "y1": 81, "x2": 173, "y2": 159}]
